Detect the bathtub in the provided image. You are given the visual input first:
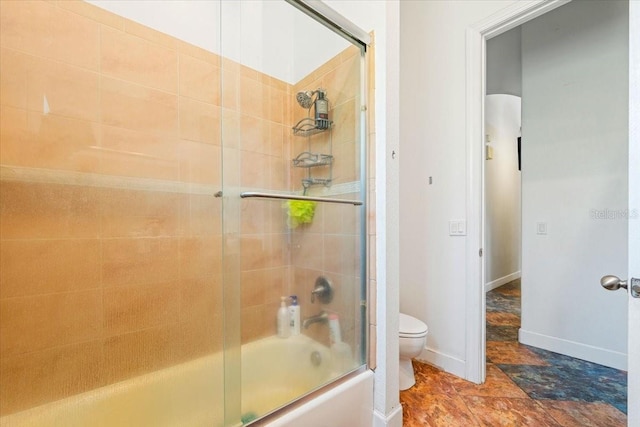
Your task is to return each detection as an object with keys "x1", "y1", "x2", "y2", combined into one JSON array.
[{"x1": 0, "y1": 335, "x2": 373, "y2": 427}]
